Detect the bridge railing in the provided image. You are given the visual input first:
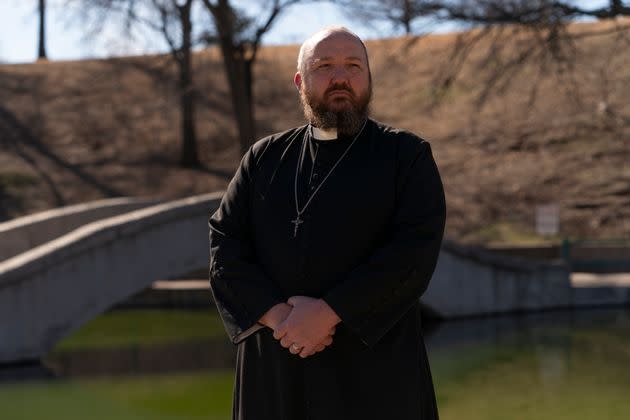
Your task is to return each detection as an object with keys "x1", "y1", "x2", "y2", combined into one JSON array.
[{"x1": 0, "y1": 197, "x2": 162, "y2": 262}]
